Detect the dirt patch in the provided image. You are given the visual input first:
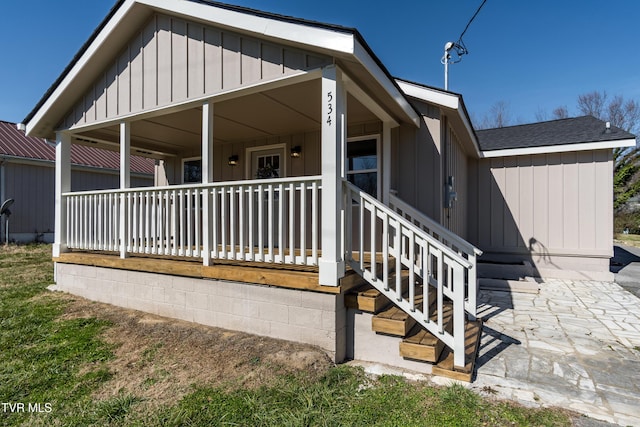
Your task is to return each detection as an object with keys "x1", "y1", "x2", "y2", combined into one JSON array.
[{"x1": 55, "y1": 292, "x2": 333, "y2": 409}]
